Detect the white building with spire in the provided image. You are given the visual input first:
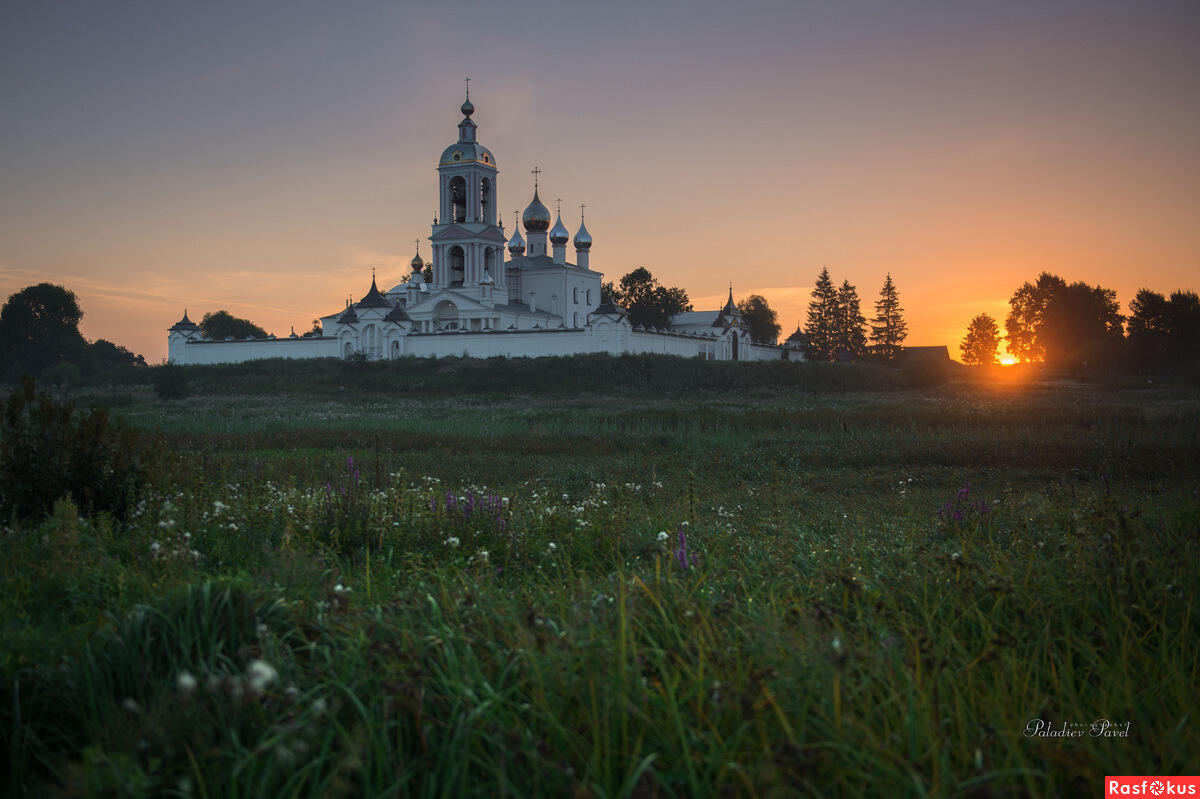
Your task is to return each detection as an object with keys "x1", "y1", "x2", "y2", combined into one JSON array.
[{"x1": 169, "y1": 94, "x2": 784, "y2": 365}]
